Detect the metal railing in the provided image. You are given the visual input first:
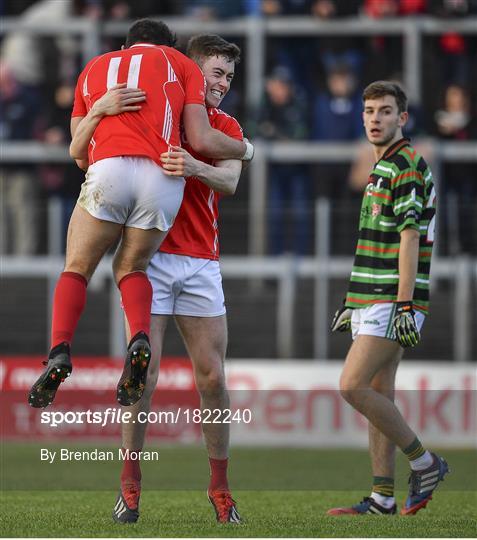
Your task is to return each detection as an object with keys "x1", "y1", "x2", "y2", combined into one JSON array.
[
  {"x1": 3, "y1": 139, "x2": 477, "y2": 259},
  {"x1": 247, "y1": 140, "x2": 477, "y2": 257},
  {"x1": 2, "y1": 251, "x2": 476, "y2": 361},
  {"x1": 2, "y1": 15, "x2": 477, "y2": 107}
]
